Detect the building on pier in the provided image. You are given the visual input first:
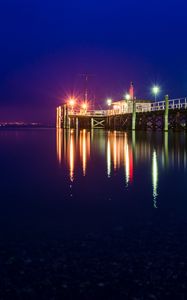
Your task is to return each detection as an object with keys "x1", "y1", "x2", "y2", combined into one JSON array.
[
  {"x1": 56, "y1": 97, "x2": 152, "y2": 130},
  {"x1": 108, "y1": 99, "x2": 152, "y2": 115},
  {"x1": 56, "y1": 81, "x2": 152, "y2": 129}
]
